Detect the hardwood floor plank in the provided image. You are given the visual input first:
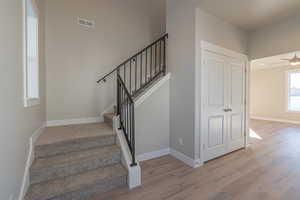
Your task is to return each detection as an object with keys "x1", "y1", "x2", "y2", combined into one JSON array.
[{"x1": 90, "y1": 120, "x2": 300, "y2": 200}]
